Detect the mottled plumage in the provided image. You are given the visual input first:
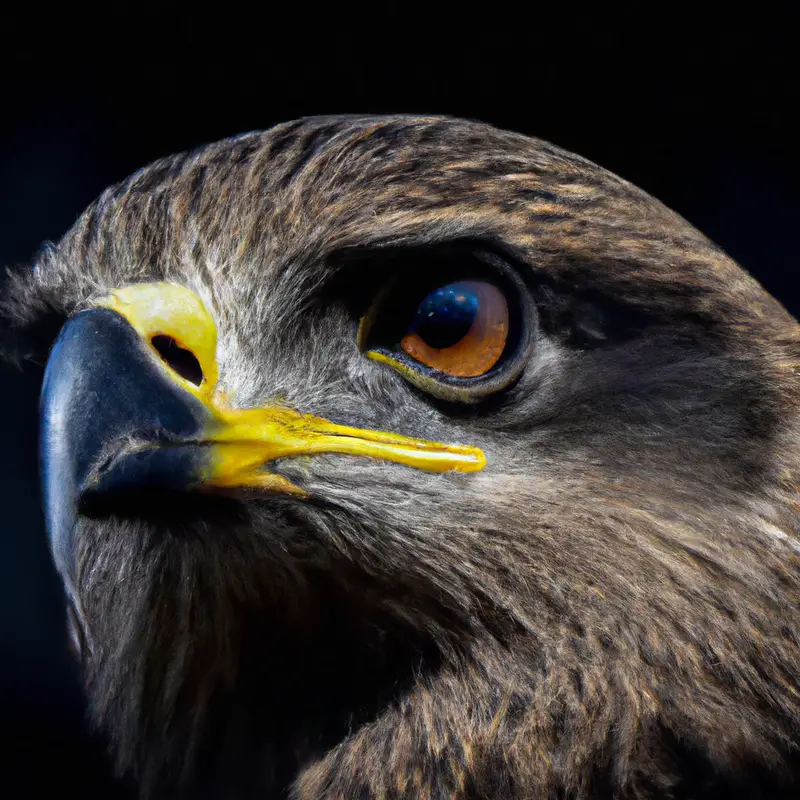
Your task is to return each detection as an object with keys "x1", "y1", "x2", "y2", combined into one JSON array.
[{"x1": 2, "y1": 116, "x2": 799, "y2": 798}]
